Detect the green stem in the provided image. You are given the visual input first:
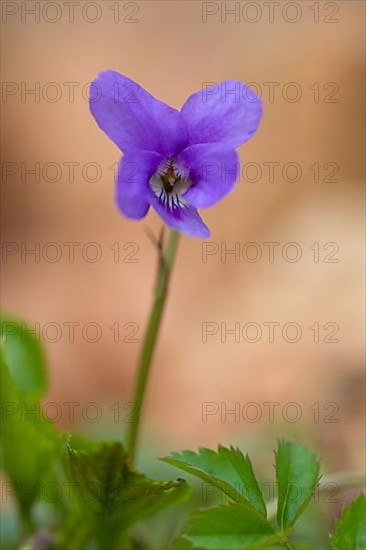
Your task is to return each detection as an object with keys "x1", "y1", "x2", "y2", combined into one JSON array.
[
  {"x1": 280, "y1": 538, "x2": 297, "y2": 550},
  {"x1": 320, "y1": 470, "x2": 366, "y2": 488},
  {"x1": 127, "y1": 230, "x2": 180, "y2": 461}
]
